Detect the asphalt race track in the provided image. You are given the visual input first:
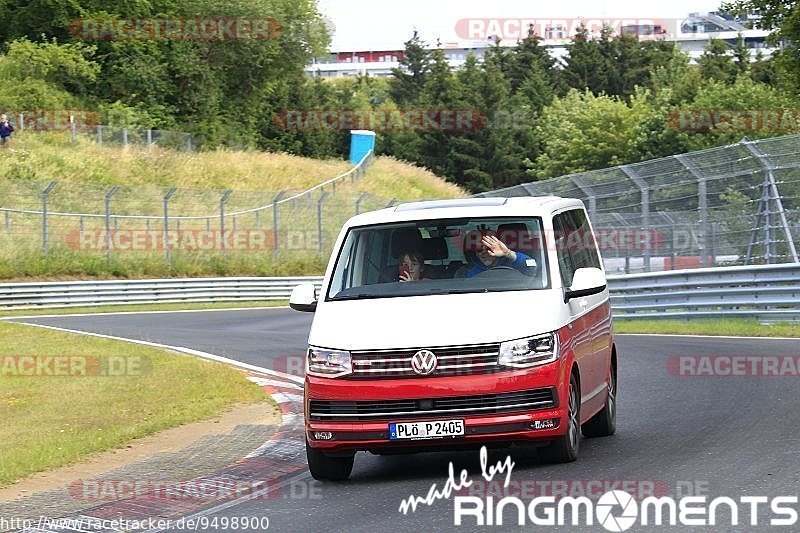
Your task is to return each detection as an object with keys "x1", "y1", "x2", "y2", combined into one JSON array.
[{"x1": 10, "y1": 308, "x2": 800, "y2": 532}]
